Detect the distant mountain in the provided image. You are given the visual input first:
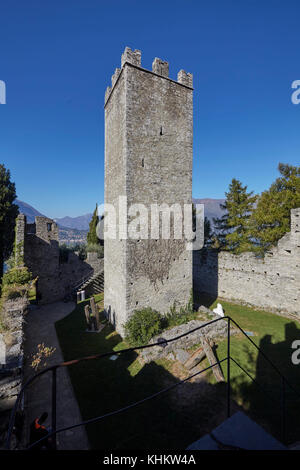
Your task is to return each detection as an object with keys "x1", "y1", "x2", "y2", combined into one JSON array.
[
  {"x1": 16, "y1": 198, "x2": 226, "y2": 238},
  {"x1": 55, "y1": 200, "x2": 226, "y2": 231},
  {"x1": 16, "y1": 200, "x2": 87, "y2": 244},
  {"x1": 16, "y1": 199, "x2": 46, "y2": 223},
  {"x1": 193, "y1": 198, "x2": 226, "y2": 227},
  {"x1": 54, "y1": 214, "x2": 92, "y2": 231}
]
